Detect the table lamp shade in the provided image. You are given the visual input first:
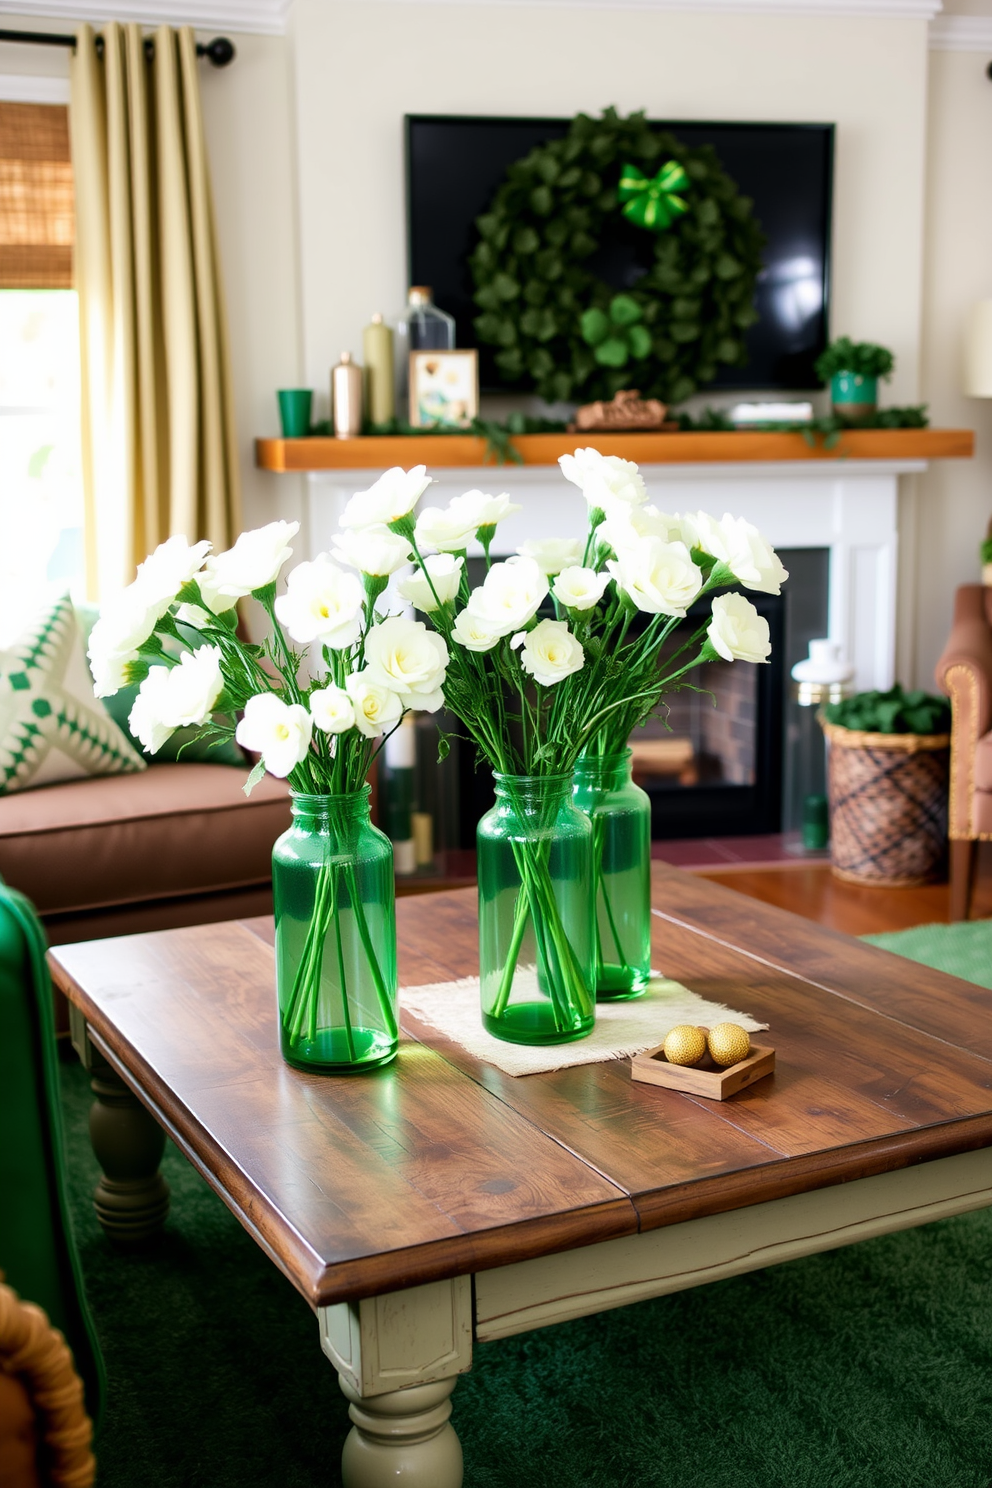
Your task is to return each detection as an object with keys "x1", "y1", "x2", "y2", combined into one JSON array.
[{"x1": 963, "y1": 300, "x2": 992, "y2": 397}]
